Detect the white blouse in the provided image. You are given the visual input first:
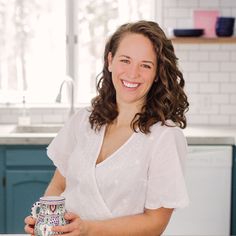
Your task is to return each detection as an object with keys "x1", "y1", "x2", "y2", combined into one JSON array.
[{"x1": 47, "y1": 107, "x2": 189, "y2": 220}]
